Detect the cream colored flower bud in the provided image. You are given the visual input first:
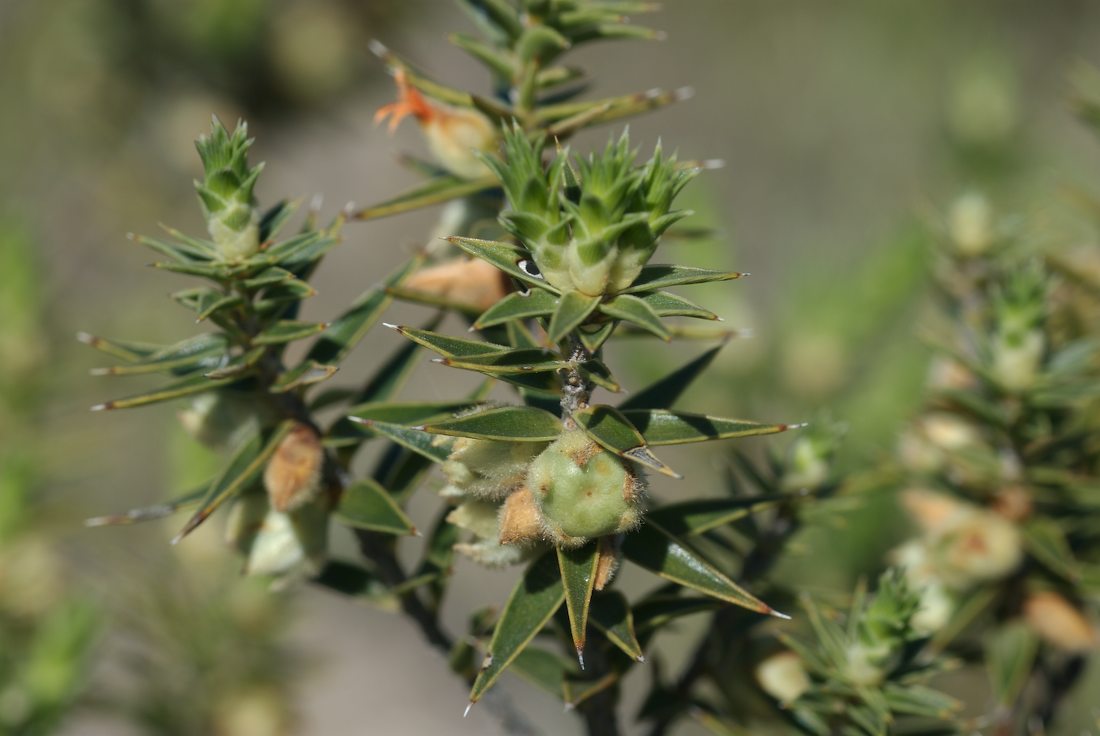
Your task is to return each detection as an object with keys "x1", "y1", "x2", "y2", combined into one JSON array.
[
  {"x1": 991, "y1": 329, "x2": 1044, "y2": 393},
  {"x1": 931, "y1": 506, "x2": 1023, "y2": 588},
  {"x1": 264, "y1": 423, "x2": 324, "y2": 512},
  {"x1": 442, "y1": 438, "x2": 547, "y2": 502},
  {"x1": 948, "y1": 192, "x2": 994, "y2": 257},
  {"x1": 1023, "y1": 591, "x2": 1099, "y2": 652},
  {"x1": 901, "y1": 488, "x2": 967, "y2": 534},
  {"x1": 403, "y1": 258, "x2": 510, "y2": 312},
  {"x1": 911, "y1": 580, "x2": 954, "y2": 635},
  {"x1": 754, "y1": 651, "x2": 811, "y2": 705}
]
